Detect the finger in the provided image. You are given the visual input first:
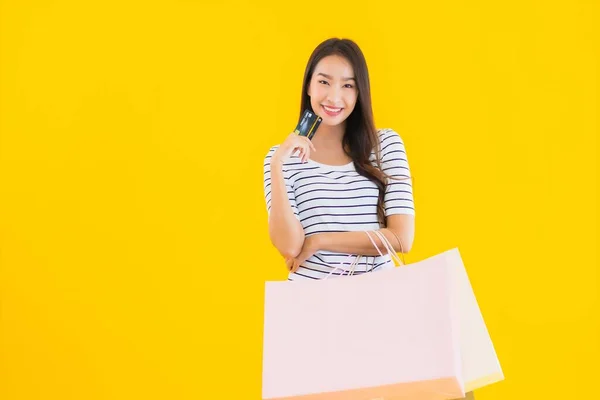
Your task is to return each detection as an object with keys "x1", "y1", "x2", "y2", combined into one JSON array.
[
  {"x1": 303, "y1": 145, "x2": 311, "y2": 163},
  {"x1": 300, "y1": 149, "x2": 306, "y2": 162},
  {"x1": 304, "y1": 137, "x2": 316, "y2": 152},
  {"x1": 298, "y1": 147, "x2": 306, "y2": 163},
  {"x1": 291, "y1": 260, "x2": 299, "y2": 273}
]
